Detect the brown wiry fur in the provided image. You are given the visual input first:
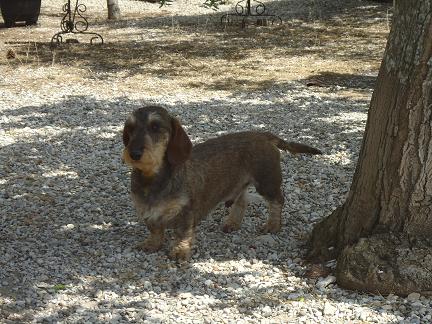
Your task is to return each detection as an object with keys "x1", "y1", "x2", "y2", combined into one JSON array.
[{"x1": 122, "y1": 106, "x2": 322, "y2": 261}]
